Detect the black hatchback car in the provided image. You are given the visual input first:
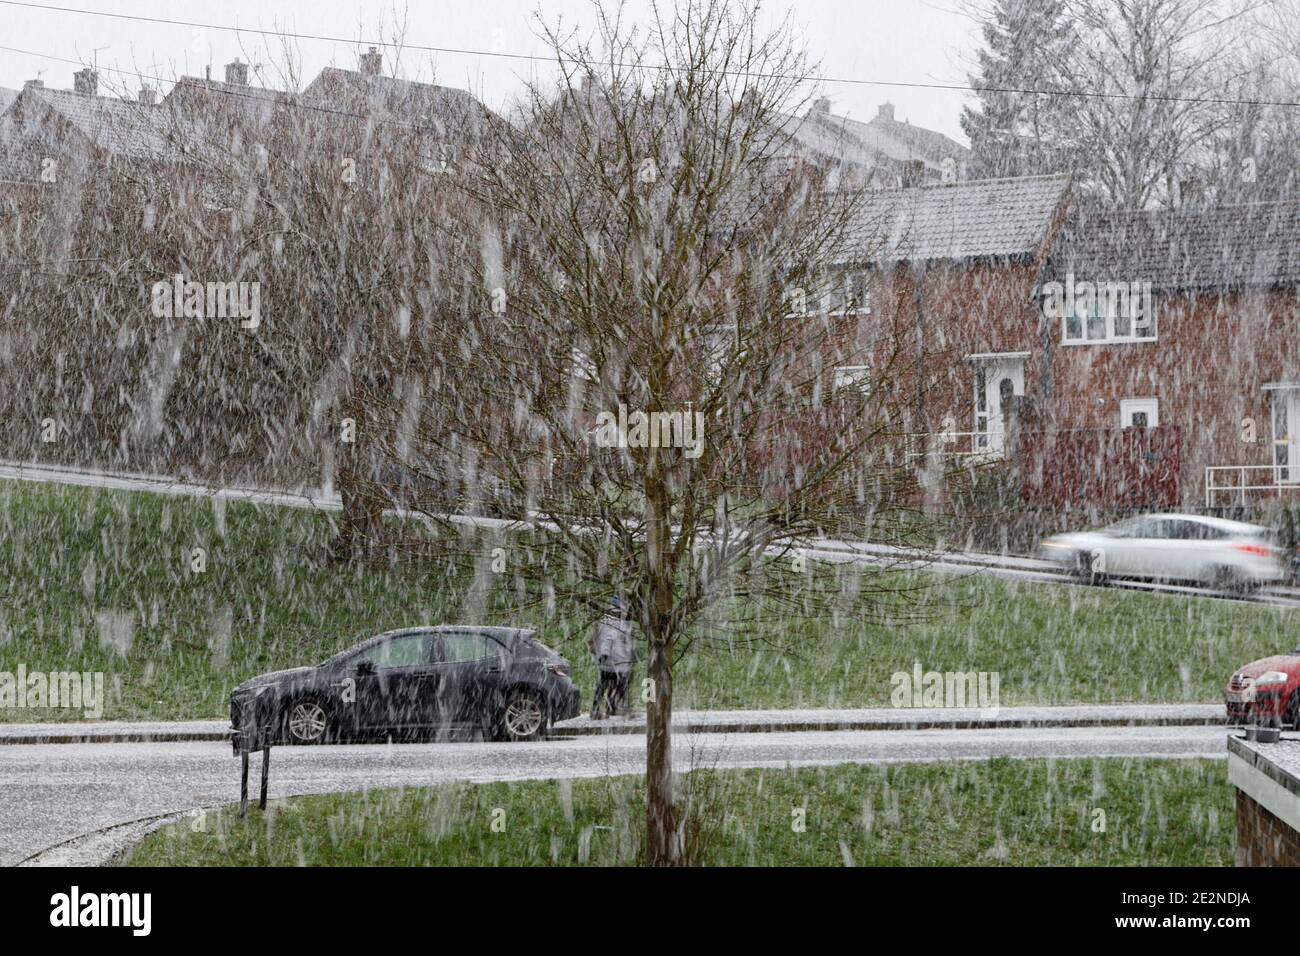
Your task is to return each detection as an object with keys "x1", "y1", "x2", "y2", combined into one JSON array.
[{"x1": 230, "y1": 625, "x2": 581, "y2": 747}]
